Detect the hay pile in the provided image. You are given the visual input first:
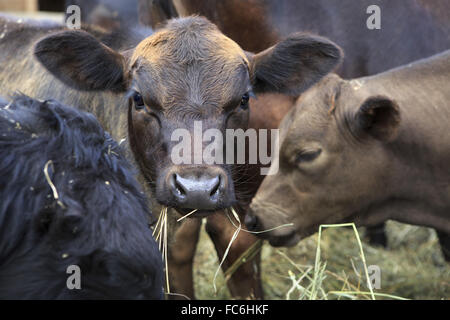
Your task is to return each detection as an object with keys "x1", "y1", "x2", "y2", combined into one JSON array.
[{"x1": 193, "y1": 220, "x2": 449, "y2": 300}]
